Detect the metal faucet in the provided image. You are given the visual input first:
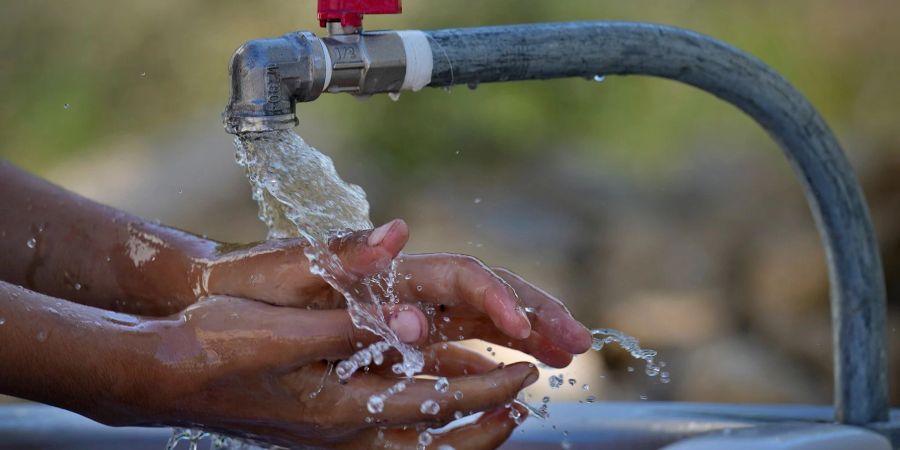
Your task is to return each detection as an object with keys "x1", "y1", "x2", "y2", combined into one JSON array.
[
  {"x1": 223, "y1": 0, "x2": 891, "y2": 435},
  {"x1": 224, "y1": 0, "x2": 423, "y2": 134}
]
